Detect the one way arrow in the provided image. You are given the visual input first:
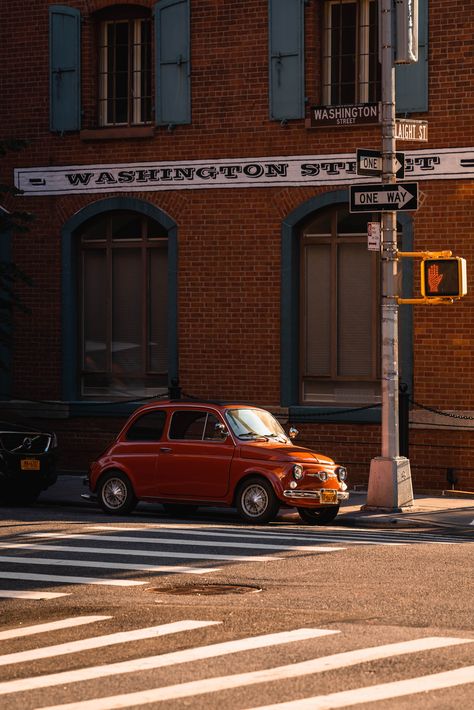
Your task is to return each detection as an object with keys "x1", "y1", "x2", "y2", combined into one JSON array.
[
  {"x1": 354, "y1": 186, "x2": 412, "y2": 208},
  {"x1": 349, "y1": 182, "x2": 418, "y2": 213}
]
